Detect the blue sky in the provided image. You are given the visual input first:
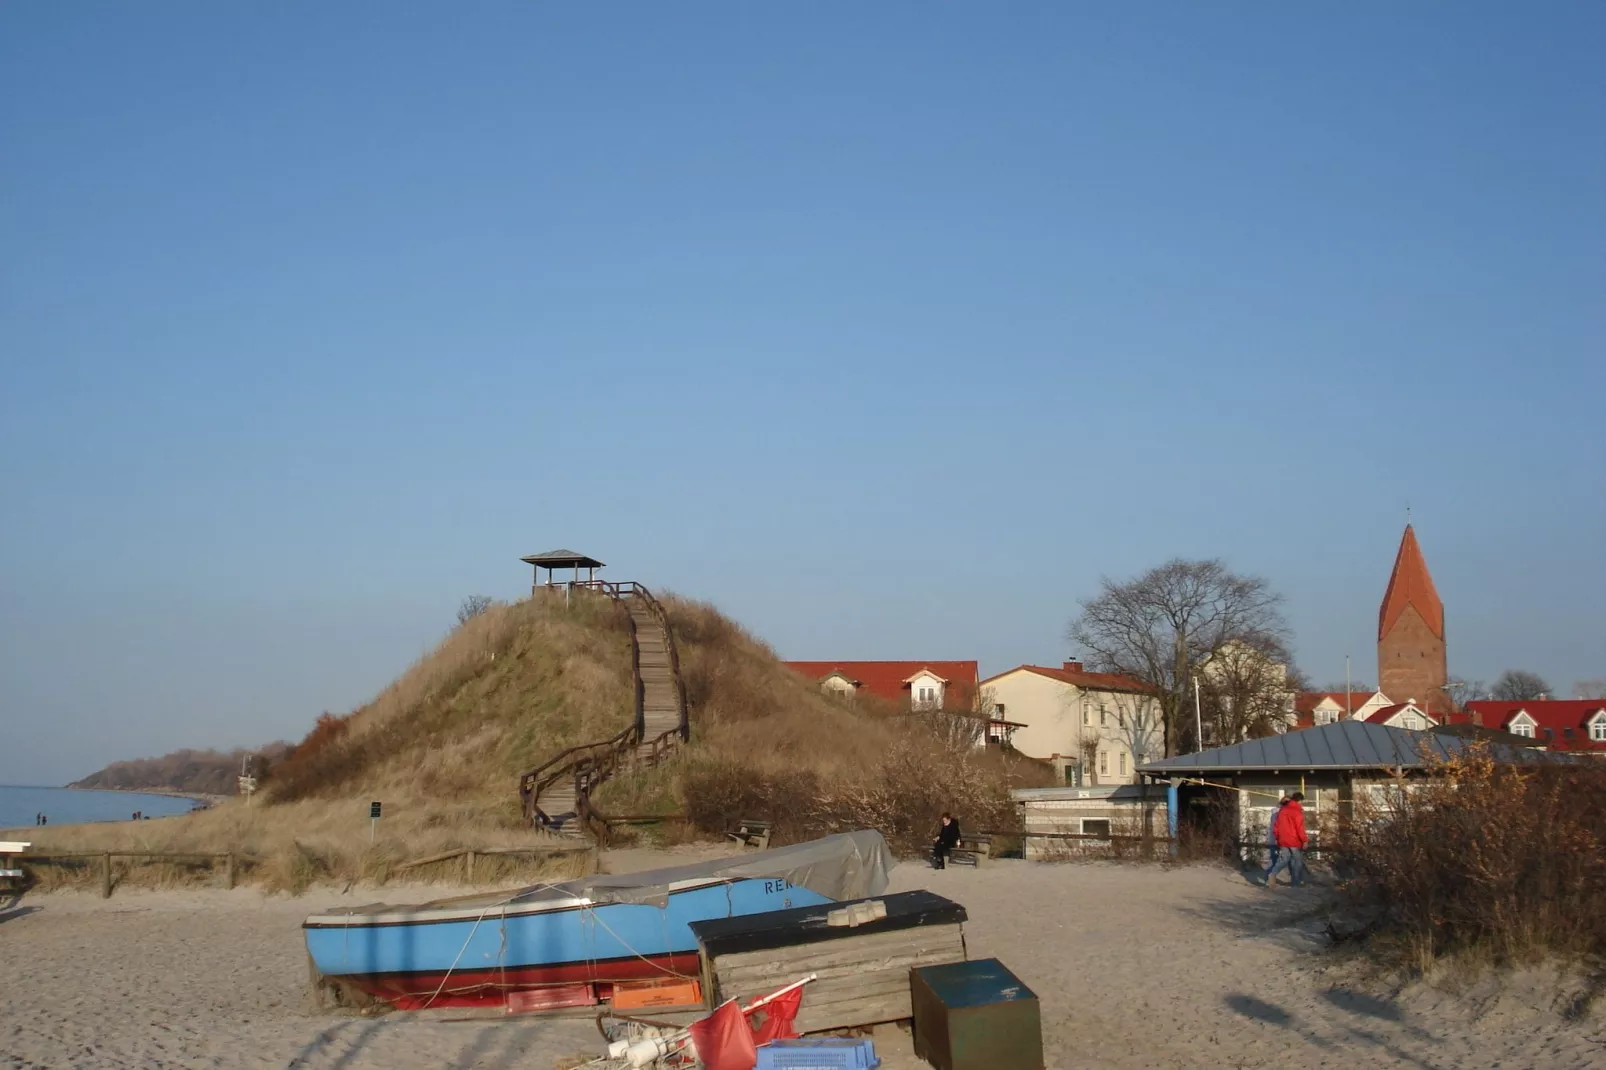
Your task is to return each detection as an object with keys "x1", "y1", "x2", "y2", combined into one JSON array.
[{"x1": 2, "y1": 4, "x2": 1602, "y2": 784}]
